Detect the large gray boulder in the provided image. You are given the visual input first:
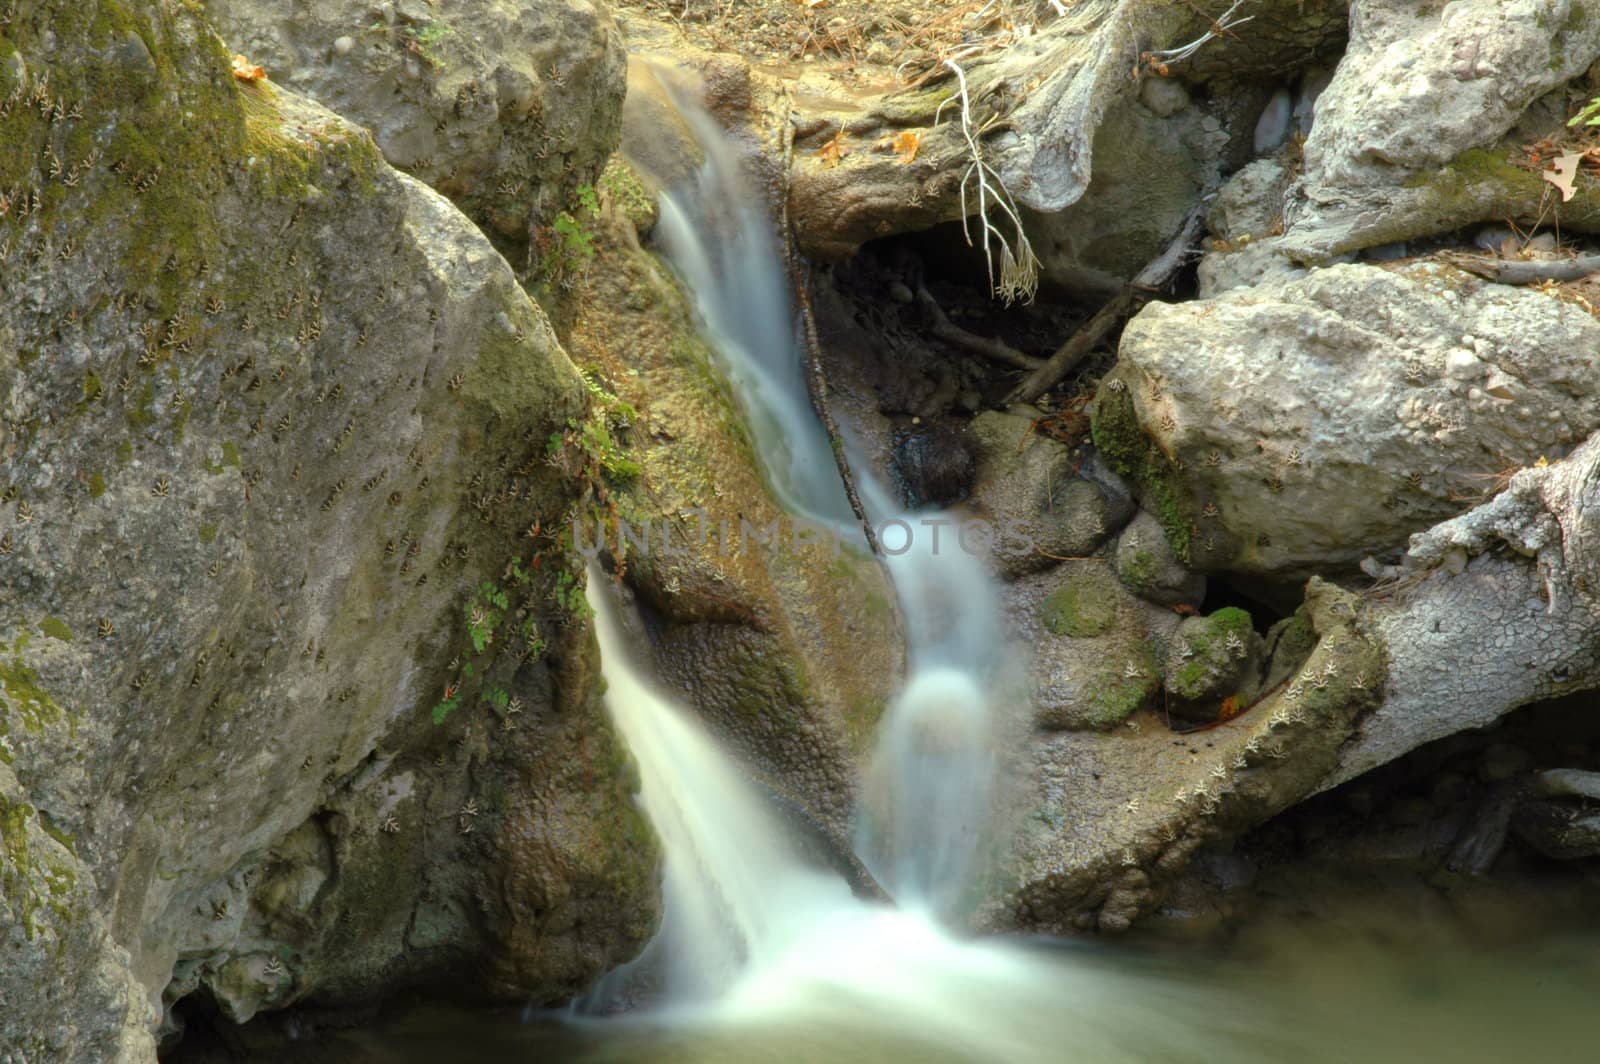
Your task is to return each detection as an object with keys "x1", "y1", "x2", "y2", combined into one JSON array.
[
  {"x1": 1281, "y1": 0, "x2": 1600, "y2": 260},
  {"x1": 204, "y1": 0, "x2": 626, "y2": 244},
  {"x1": 1102, "y1": 262, "x2": 1600, "y2": 579},
  {"x1": 1, "y1": 3, "x2": 654, "y2": 1058}
]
